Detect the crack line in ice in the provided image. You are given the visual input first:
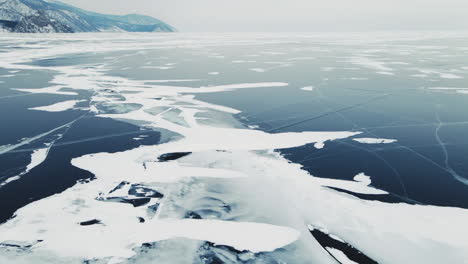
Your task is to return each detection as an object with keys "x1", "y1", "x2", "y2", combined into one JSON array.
[
  {"x1": 434, "y1": 110, "x2": 468, "y2": 186},
  {"x1": 268, "y1": 93, "x2": 390, "y2": 132},
  {"x1": 0, "y1": 115, "x2": 85, "y2": 156}
]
